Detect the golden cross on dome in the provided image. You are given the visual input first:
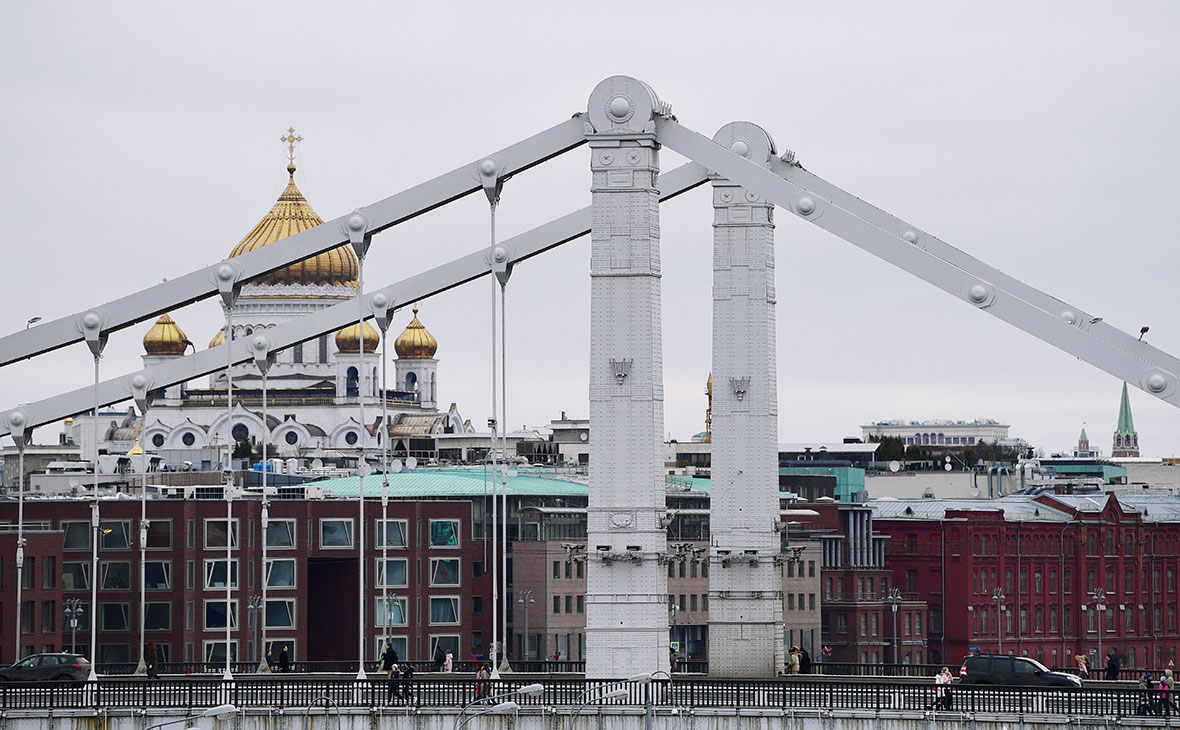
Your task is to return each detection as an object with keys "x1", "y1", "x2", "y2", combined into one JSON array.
[{"x1": 280, "y1": 127, "x2": 303, "y2": 164}]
